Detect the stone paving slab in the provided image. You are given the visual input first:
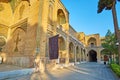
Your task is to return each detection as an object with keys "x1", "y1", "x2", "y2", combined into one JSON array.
[
  {"x1": 0, "y1": 68, "x2": 34, "y2": 80},
  {"x1": 0, "y1": 64, "x2": 34, "y2": 80},
  {"x1": 0, "y1": 64, "x2": 24, "y2": 72}
]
